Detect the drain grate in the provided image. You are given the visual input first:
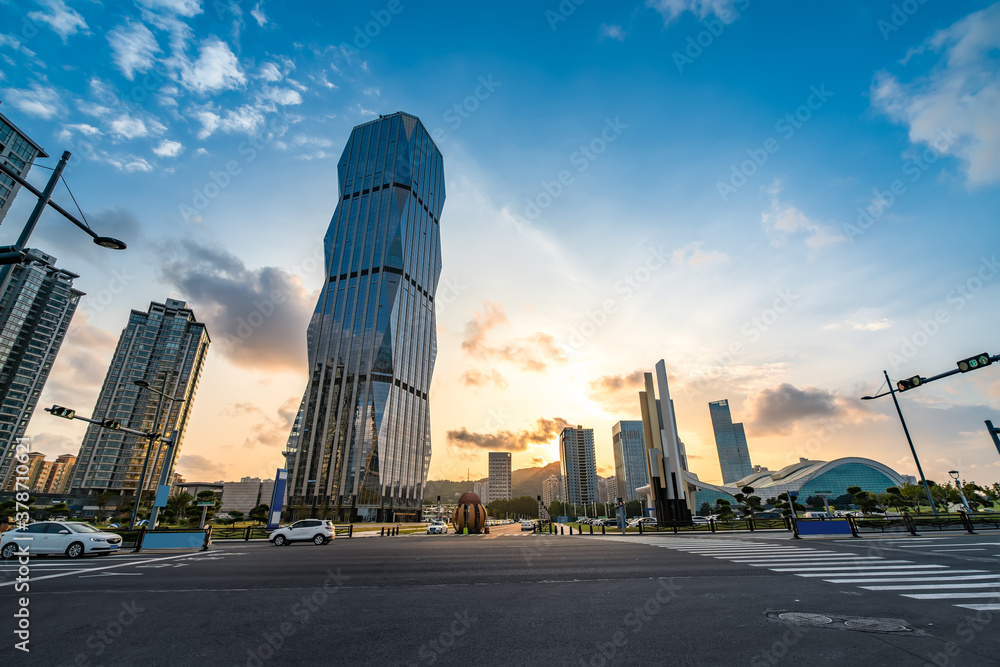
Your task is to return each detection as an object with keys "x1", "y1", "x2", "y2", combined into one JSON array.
[{"x1": 766, "y1": 610, "x2": 919, "y2": 635}]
